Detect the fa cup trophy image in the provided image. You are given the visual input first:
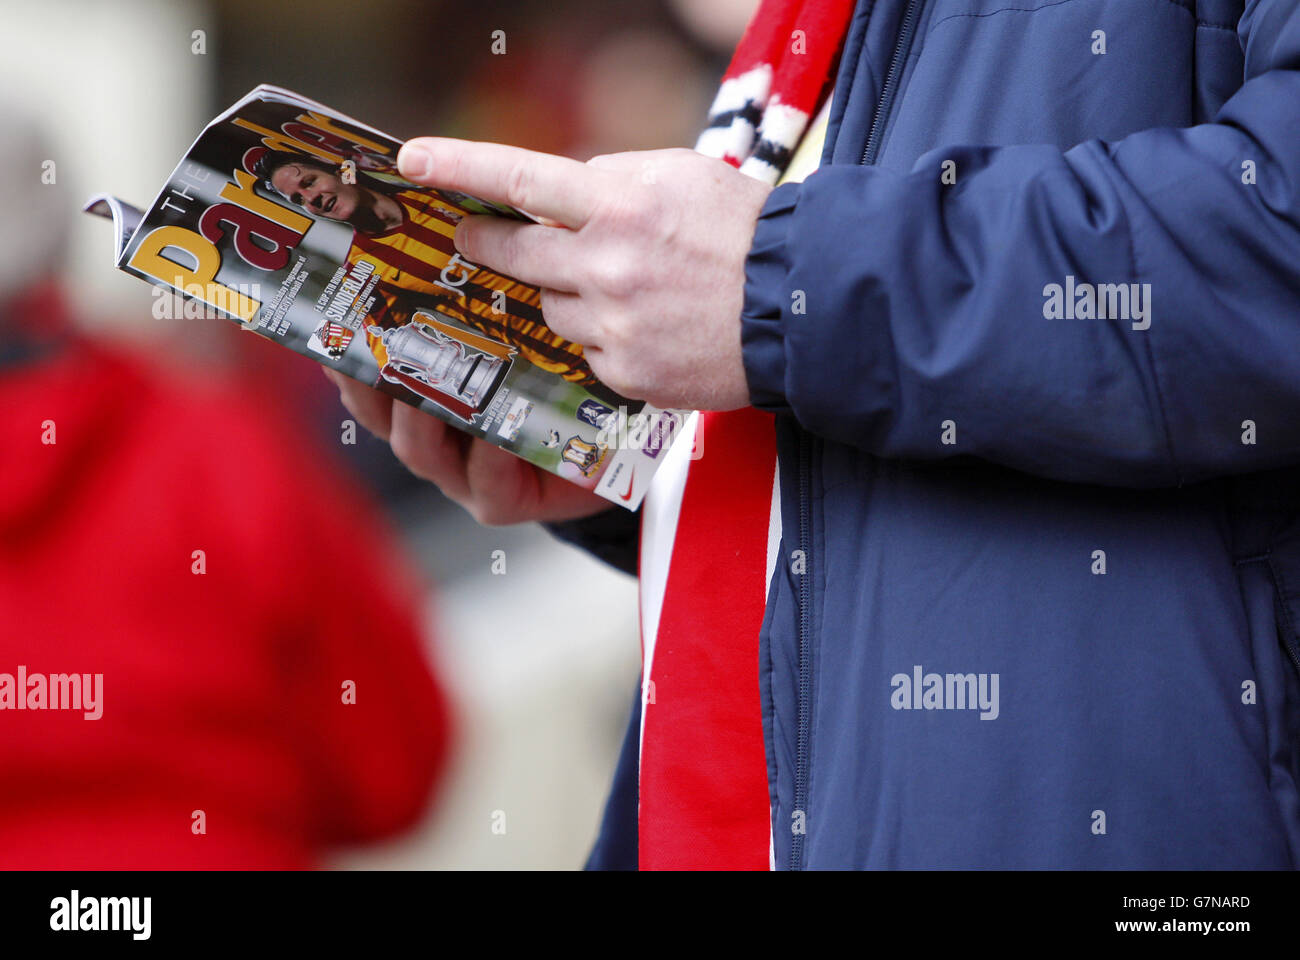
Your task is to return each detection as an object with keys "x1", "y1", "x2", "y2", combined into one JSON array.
[{"x1": 368, "y1": 316, "x2": 511, "y2": 418}]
